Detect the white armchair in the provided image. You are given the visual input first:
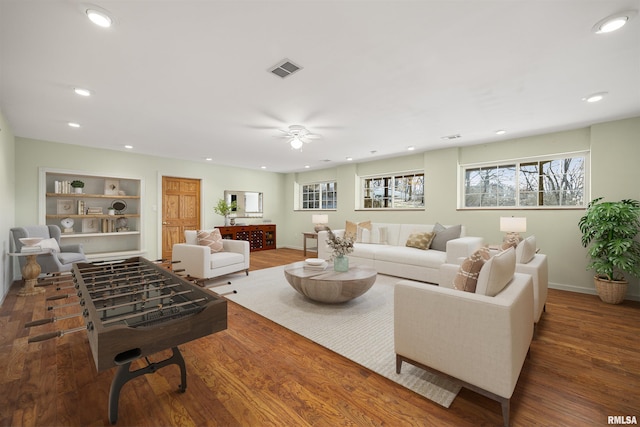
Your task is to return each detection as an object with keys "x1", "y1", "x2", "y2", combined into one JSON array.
[
  {"x1": 395, "y1": 249, "x2": 534, "y2": 427},
  {"x1": 440, "y1": 235, "x2": 548, "y2": 324},
  {"x1": 172, "y1": 230, "x2": 249, "y2": 280}
]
